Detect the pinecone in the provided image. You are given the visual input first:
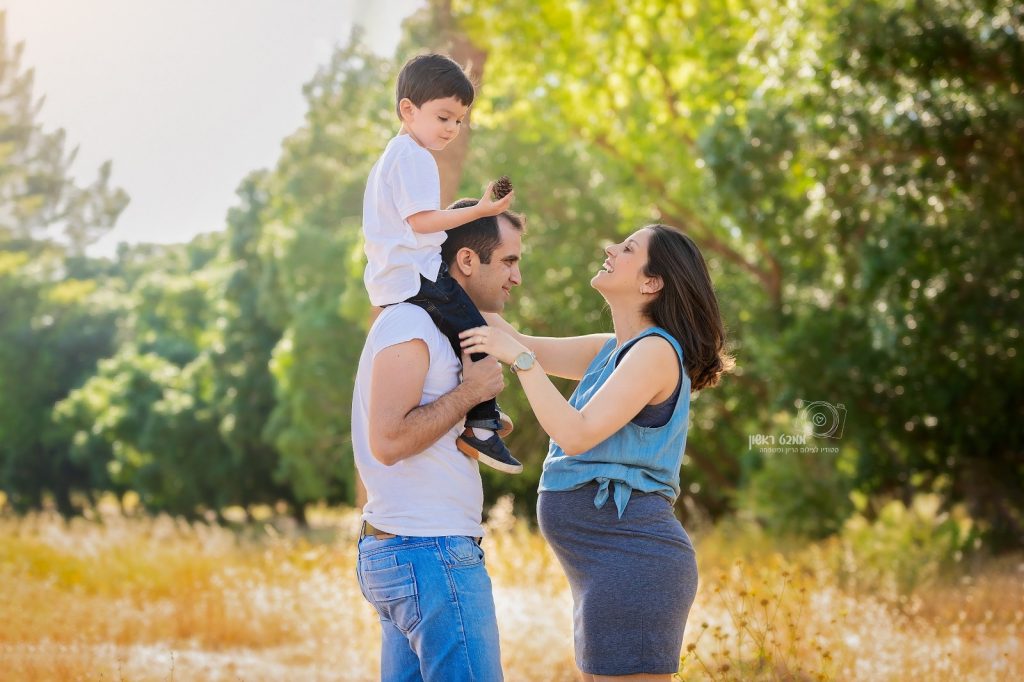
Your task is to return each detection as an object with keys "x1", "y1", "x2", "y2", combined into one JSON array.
[{"x1": 491, "y1": 175, "x2": 514, "y2": 200}]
